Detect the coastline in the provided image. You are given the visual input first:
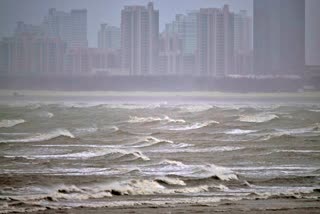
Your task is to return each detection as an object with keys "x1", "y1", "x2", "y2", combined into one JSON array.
[{"x1": 1, "y1": 89, "x2": 320, "y2": 97}]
